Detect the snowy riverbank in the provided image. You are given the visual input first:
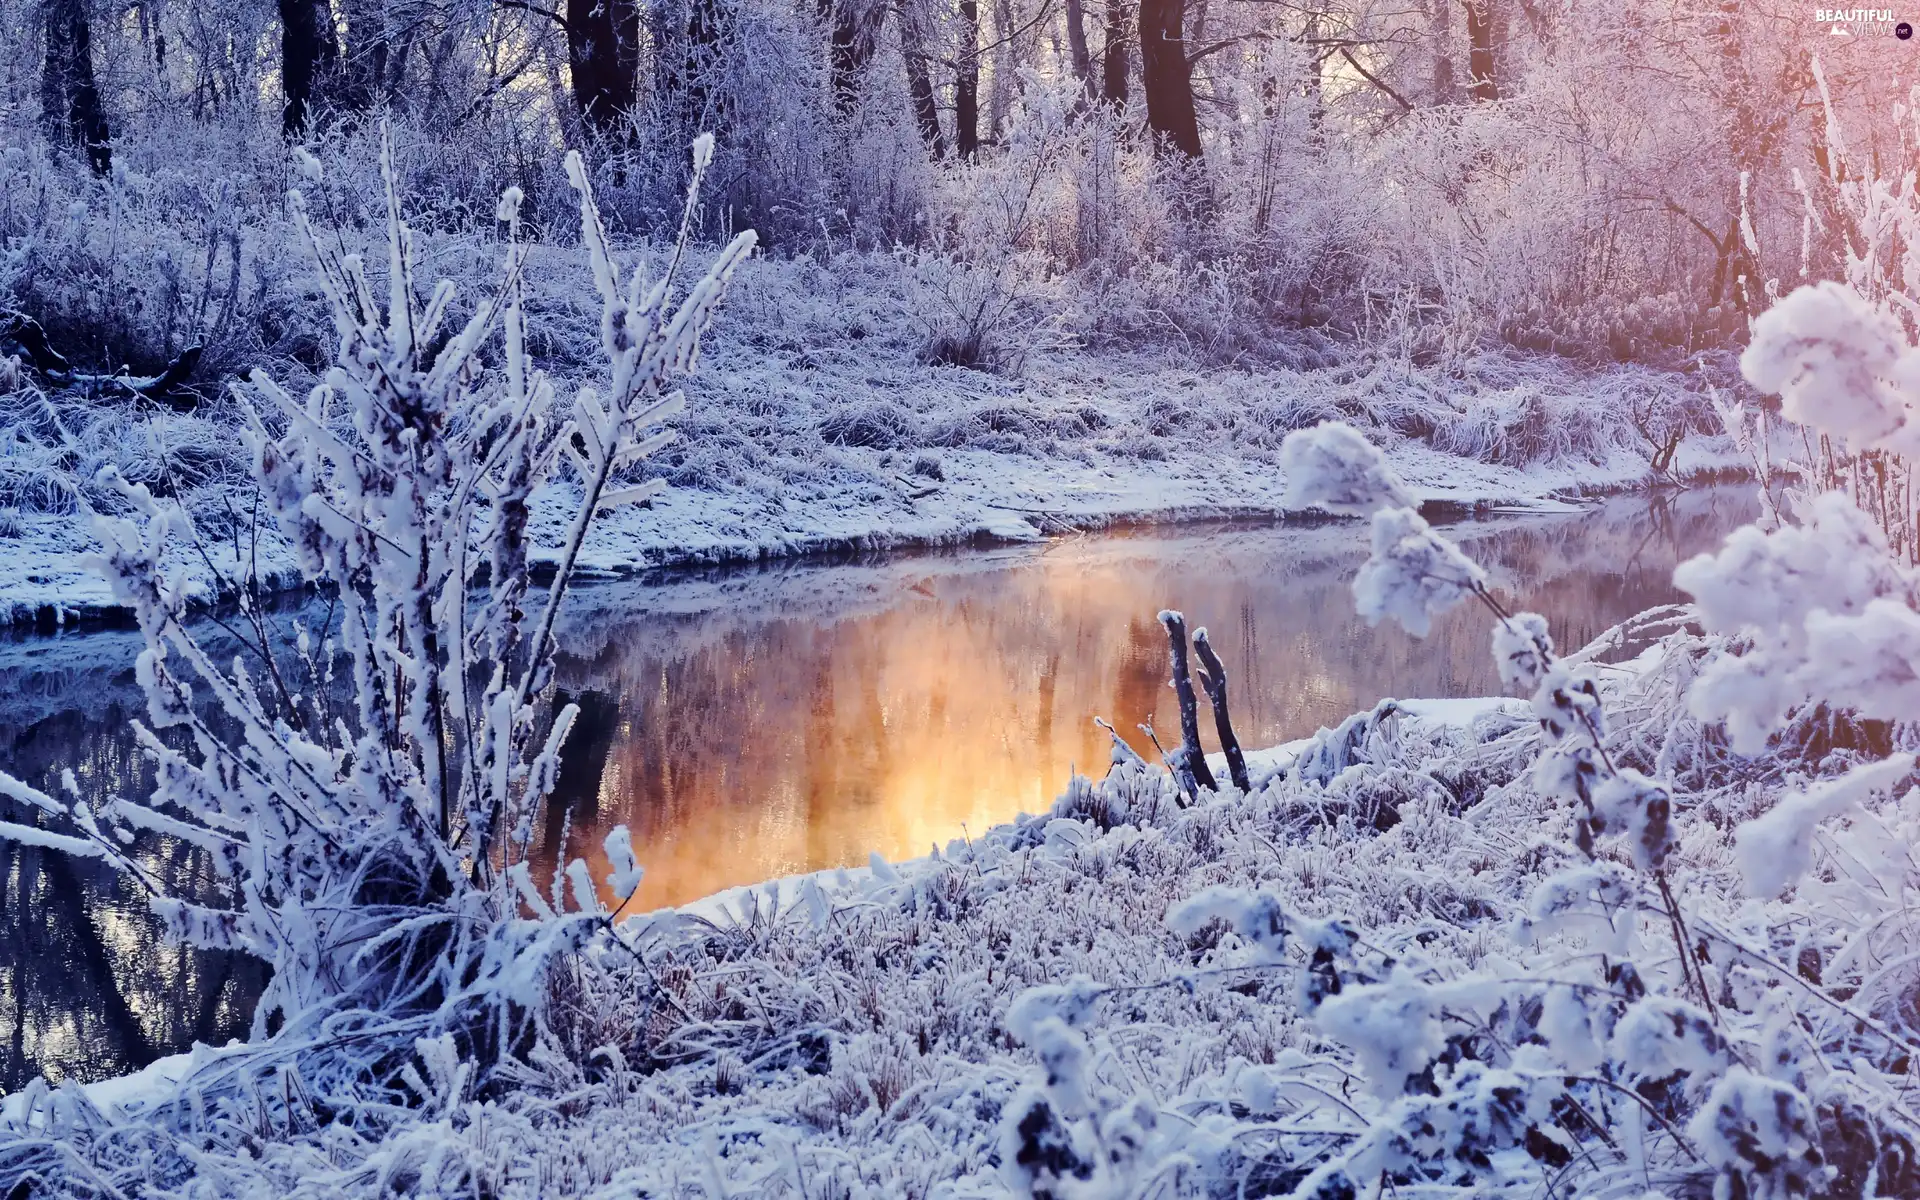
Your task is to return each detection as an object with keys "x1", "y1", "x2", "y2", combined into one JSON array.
[
  {"x1": 10, "y1": 447, "x2": 1919, "y2": 1196},
  {"x1": 10, "y1": 691, "x2": 1529, "y2": 1124},
  {"x1": 6, "y1": 623, "x2": 1830, "y2": 1199},
  {"x1": 0, "y1": 341, "x2": 1734, "y2": 624}
]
